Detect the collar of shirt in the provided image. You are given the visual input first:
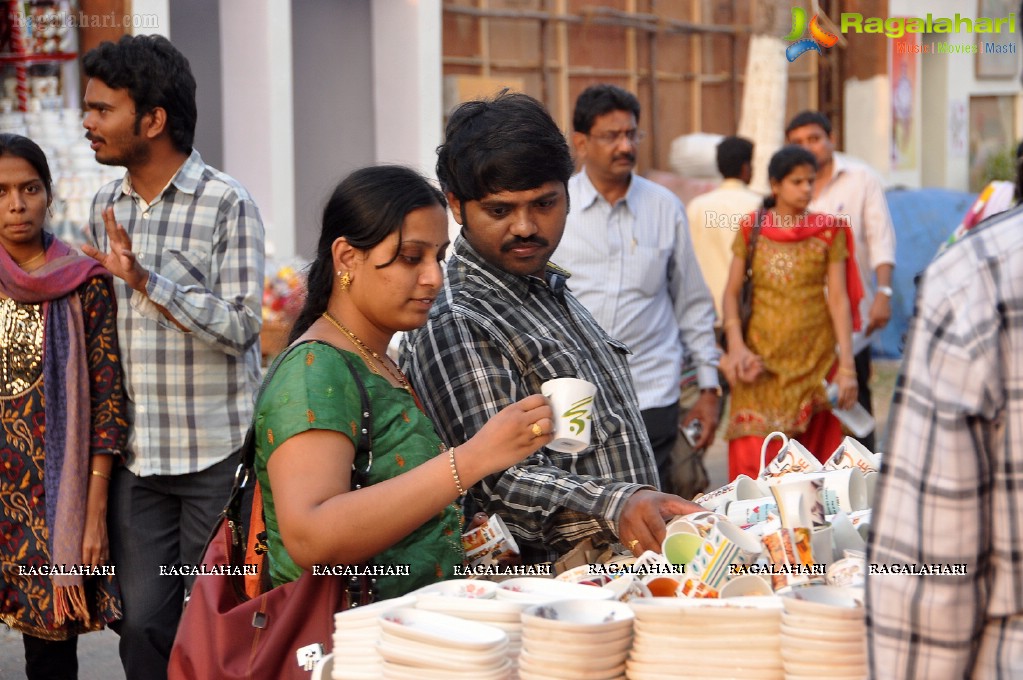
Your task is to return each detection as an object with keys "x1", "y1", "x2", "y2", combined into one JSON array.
[
  {"x1": 719, "y1": 178, "x2": 751, "y2": 191},
  {"x1": 118, "y1": 149, "x2": 204, "y2": 209},
  {"x1": 576, "y1": 169, "x2": 639, "y2": 218},
  {"x1": 453, "y1": 235, "x2": 570, "y2": 303}
]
